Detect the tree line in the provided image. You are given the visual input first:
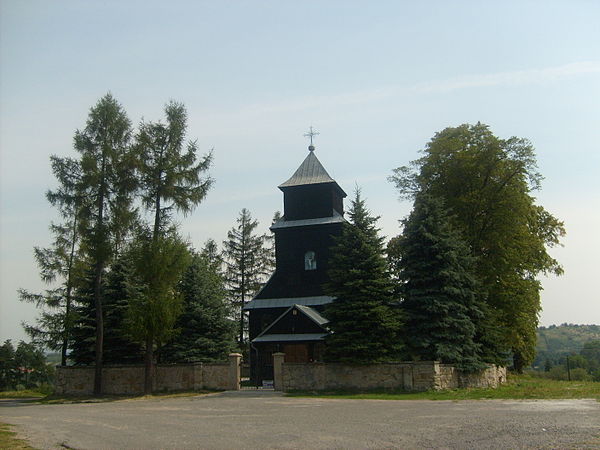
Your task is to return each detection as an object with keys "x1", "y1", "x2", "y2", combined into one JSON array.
[
  {"x1": 19, "y1": 97, "x2": 565, "y2": 392},
  {"x1": 19, "y1": 94, "x2": 274, "y2": 394},
  {"x1": 538, "y1": 340, "x2": 600, "y2": 381},
  {"x1": 0, "y1": 340, "x2": 54, "y2": 391}
]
